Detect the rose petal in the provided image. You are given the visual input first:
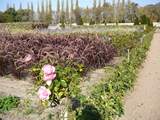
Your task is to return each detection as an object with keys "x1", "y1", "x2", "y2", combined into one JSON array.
[
  {"x1": 43, "y1": 73, "x2": 56, "y2": 81},
  {"x1": 42, "y1": 64, "x2": 56, "y2": 75},
  {"x1": 46, "y1": 80, "x2": 52, "y2": 86},
  {"x1": 38, "y1": 86, "x2": 51, "y2": 100}
]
